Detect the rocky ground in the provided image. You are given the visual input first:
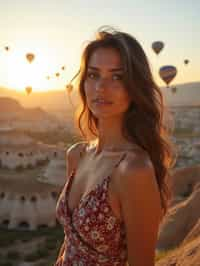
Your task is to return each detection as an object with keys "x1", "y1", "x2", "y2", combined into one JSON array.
[{"x1": 155, "y1": 165, "x2": 200, "y2": 266}]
